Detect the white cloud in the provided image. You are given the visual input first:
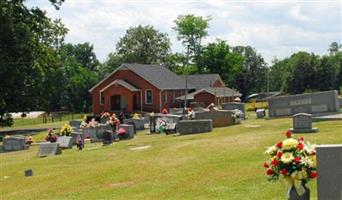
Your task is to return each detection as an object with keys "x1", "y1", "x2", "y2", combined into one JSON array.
[{"x1": 25, "y1": 1, "x2": 342, "y2": 64}]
